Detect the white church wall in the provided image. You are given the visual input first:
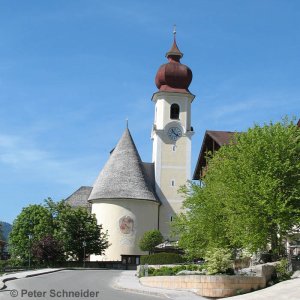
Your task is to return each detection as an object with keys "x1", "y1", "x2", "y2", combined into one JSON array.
[
  {"x1": 152, "y1": 92, "x2": 193, "y2": 131},
  {"x1": 151, "y1": 91, "x2": 194, "y2": 239},
  {"x1": 90, "y1": 199, "x2": 159, "y2": 261}
]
